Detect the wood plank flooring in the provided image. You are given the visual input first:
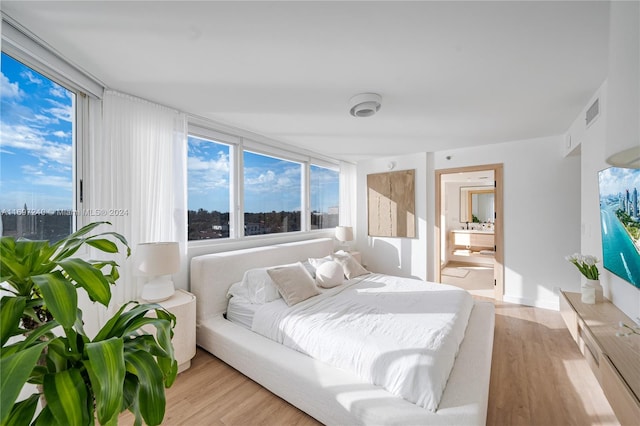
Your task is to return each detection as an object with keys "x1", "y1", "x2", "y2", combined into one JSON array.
[{"x1": 119, "y1": 300, "x2": 619, "y2": 425}]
